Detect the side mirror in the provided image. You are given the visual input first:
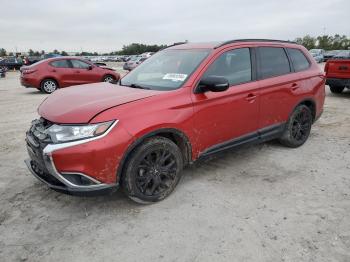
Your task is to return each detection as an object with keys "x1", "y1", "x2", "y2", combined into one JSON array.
[
  {"x1": 87, "y1": 65, "x2": 93, "y2": 70},
  {"x1": 196, "y1": 76, "x2": 229, "y2": 93}
]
